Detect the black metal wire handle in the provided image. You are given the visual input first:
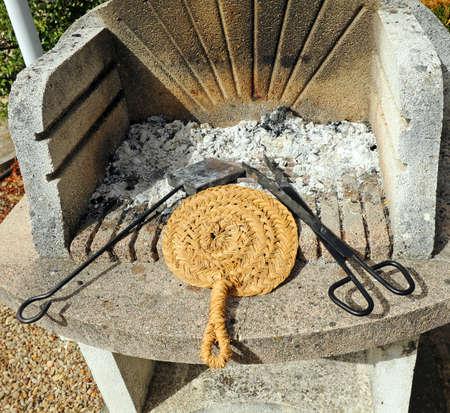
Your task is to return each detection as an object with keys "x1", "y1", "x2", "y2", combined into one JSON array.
[
  {"x1": 16, "y1": 185, "x2": 182, "y2": 324},
  {"x1": 328, "y1": 257, "x2": 415, "y2": 316}
]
